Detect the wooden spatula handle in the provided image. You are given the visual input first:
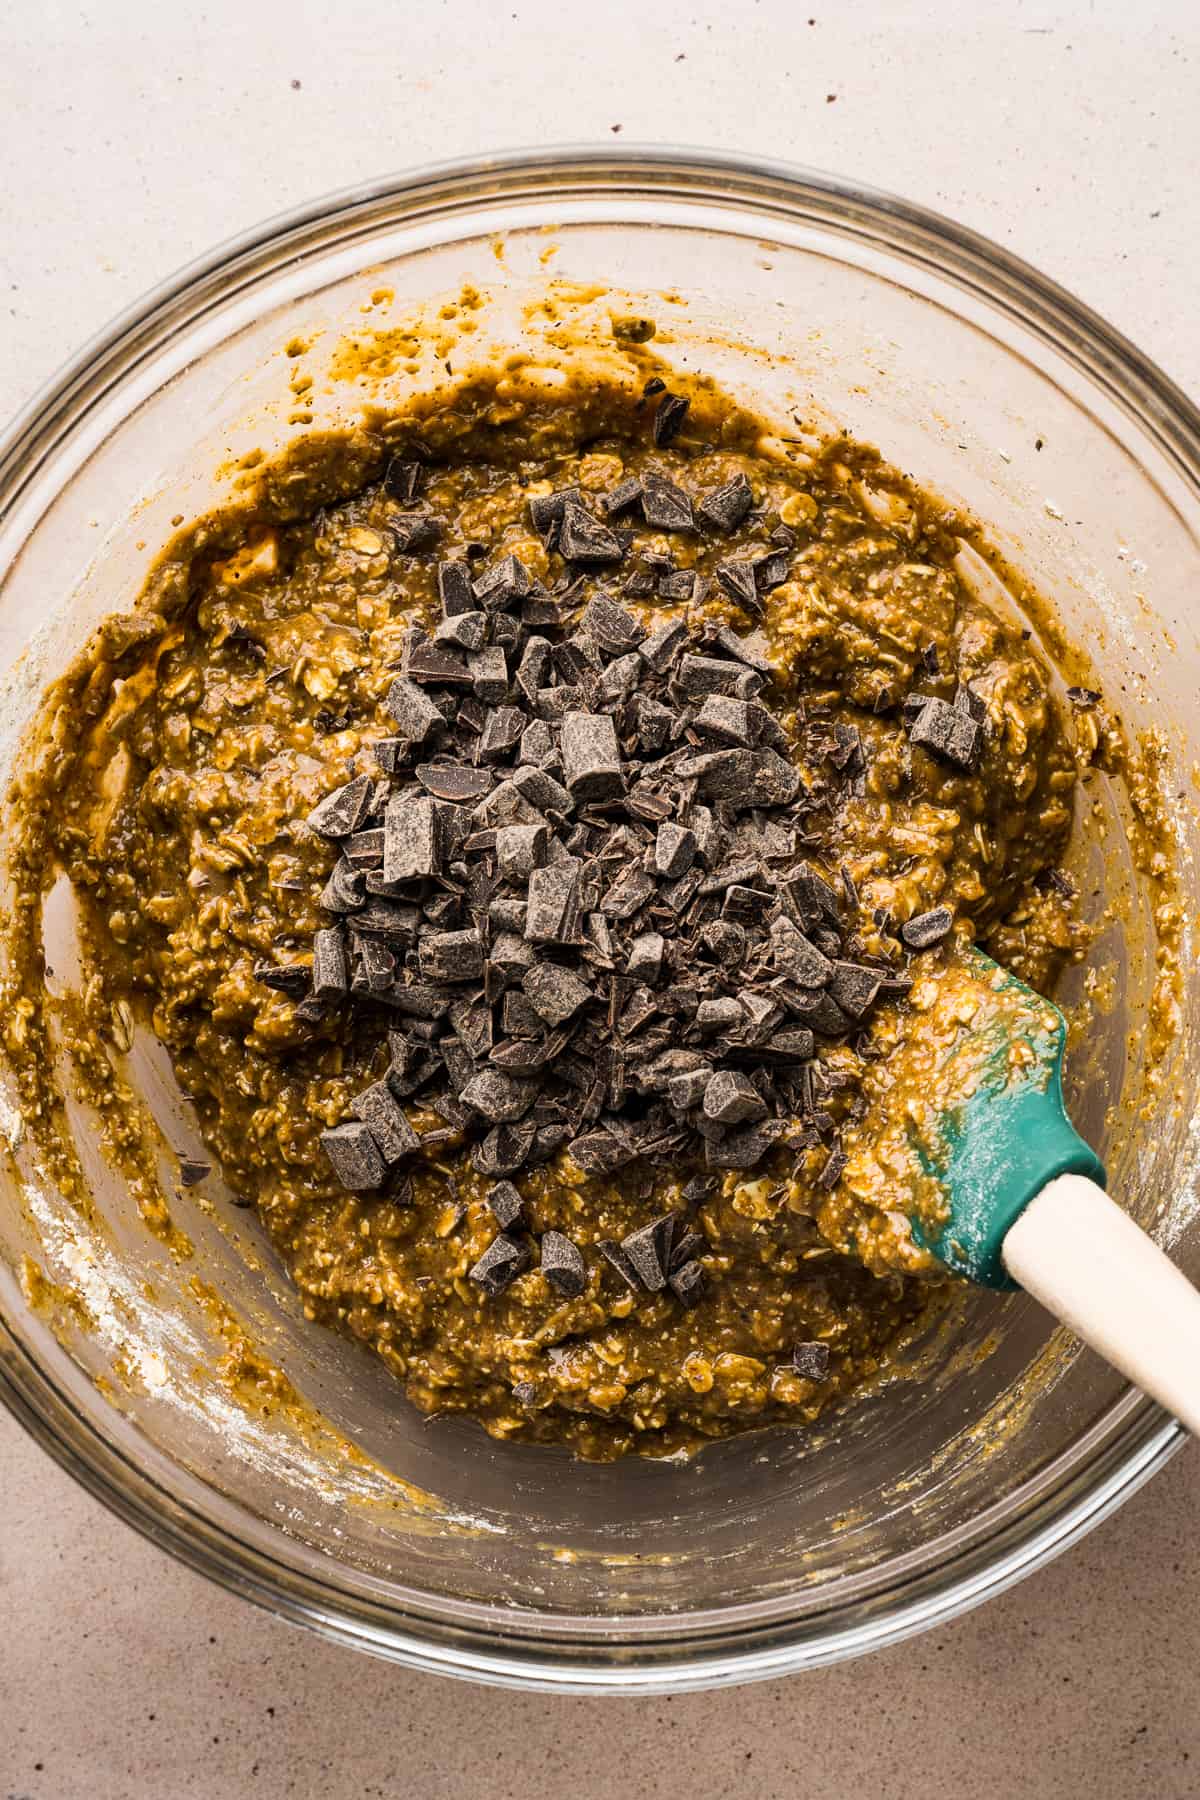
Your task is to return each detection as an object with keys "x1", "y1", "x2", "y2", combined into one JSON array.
[{"x1": 1002, "y1": 1172, "x2": 1200, "y2": 1437}]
